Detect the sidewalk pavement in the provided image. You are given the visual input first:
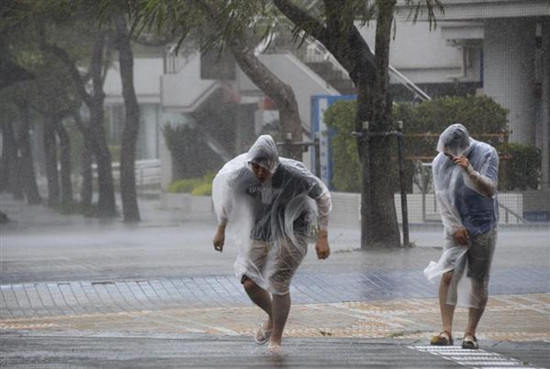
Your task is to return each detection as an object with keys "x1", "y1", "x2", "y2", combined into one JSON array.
[{"x1": 1, "y1": 193, "x2": 549, "y2": 368}]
